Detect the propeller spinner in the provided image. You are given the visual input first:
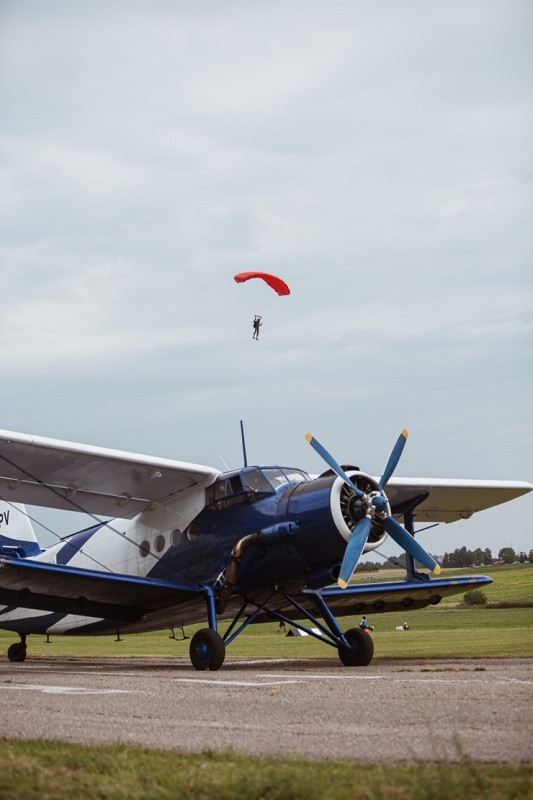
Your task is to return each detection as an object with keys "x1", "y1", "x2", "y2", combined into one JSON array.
[{"x1": 305, "y1": 430, "x2": 441, "y2": 588}]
